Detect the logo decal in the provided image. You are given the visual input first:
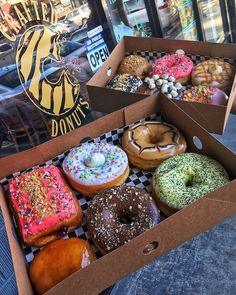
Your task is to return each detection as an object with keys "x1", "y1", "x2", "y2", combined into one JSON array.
[
  {"x1": 0, "y1": 1, "x2": 89, "y2": 137},
  {"x1": 16, "y1": 25, "x2": 80, "y2": 116}
]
